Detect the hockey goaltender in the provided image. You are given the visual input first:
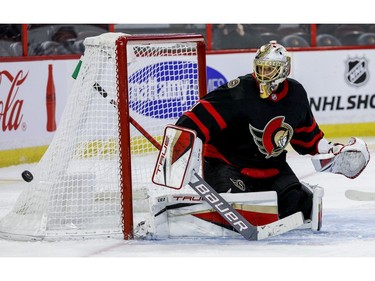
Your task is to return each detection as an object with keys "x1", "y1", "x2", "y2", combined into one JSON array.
[{"x1": 139, "y1": 40, "x2": 371, "y2": 240}]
